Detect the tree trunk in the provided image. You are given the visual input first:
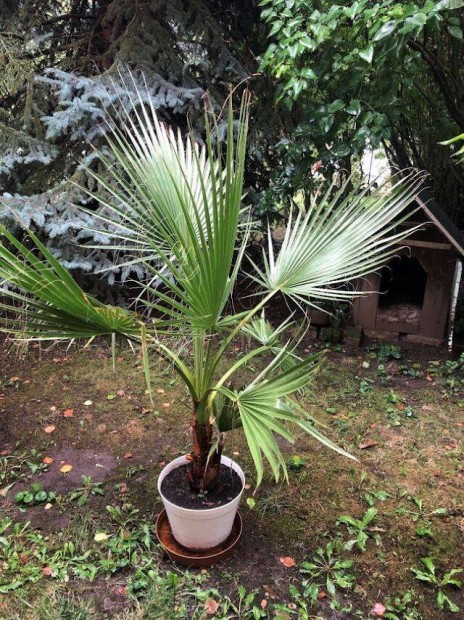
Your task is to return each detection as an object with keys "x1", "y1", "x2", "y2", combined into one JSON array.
[{"x1": 188, "y1": 417, "x2": 223, "y2": 492}]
